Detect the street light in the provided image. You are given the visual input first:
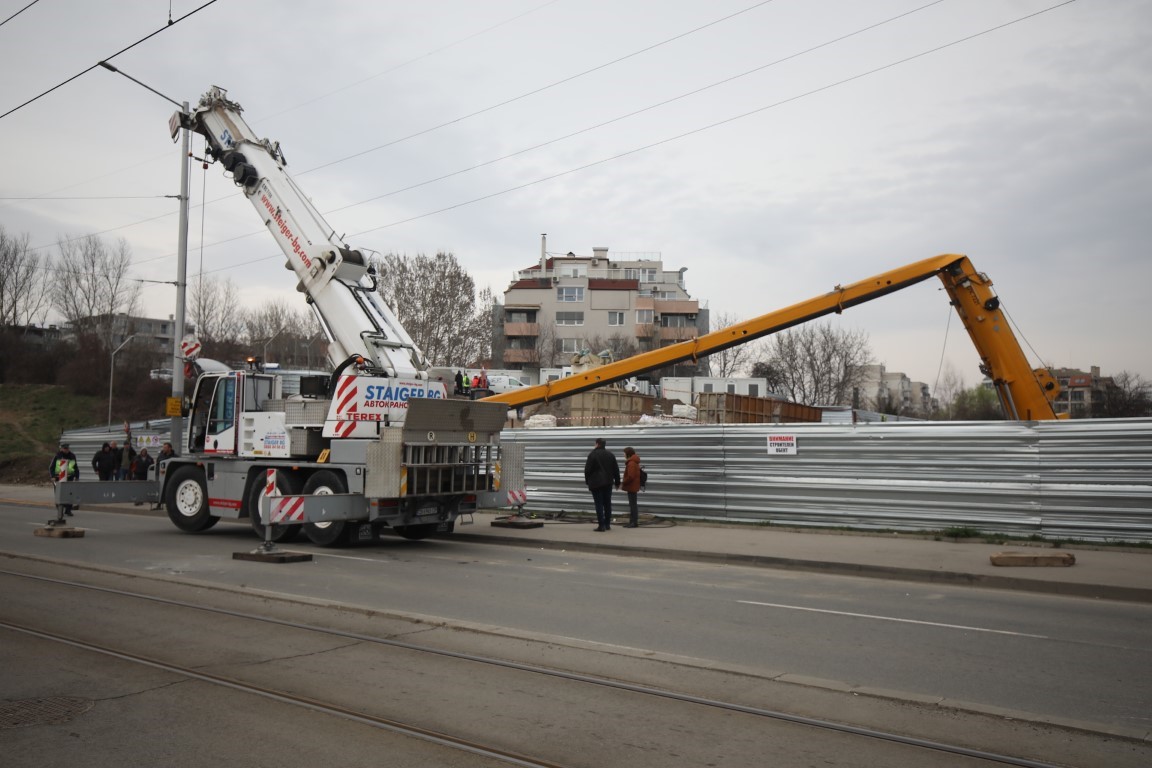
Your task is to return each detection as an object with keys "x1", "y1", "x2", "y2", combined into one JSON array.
[
  {"x1": 263, "y1": 328, "x2": 285, "y2": 365},
  {"x1": 98, "y1": 61, "x2": 190, "y2": 455},
  {"x1": 108, "y1": 334, "x2": 139, "y2": 429}
]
